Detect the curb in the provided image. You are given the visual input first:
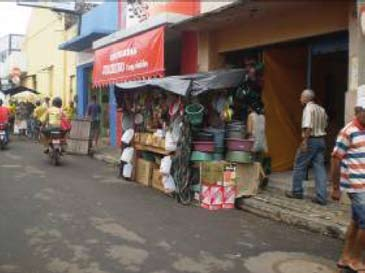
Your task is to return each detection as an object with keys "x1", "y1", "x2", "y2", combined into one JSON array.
[
  {"x1": 239, "y1": 197, "x2": 347, "y2": 240},
  {"x1": 93, "y1": 153, "x2": 119, "y2": 167}
]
